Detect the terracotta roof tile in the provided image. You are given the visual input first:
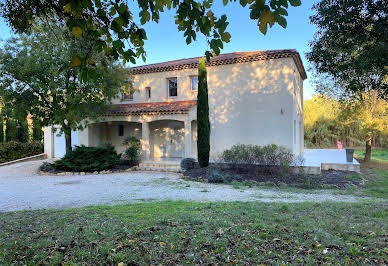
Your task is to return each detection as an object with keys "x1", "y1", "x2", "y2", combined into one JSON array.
[
  {"x1": 131, "y1": 49, "x2": 307, "y2": 80},
  {"x1": 111, "y1": 100, "x2": 197, "y2": 114}
]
